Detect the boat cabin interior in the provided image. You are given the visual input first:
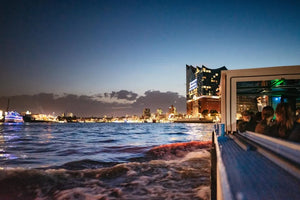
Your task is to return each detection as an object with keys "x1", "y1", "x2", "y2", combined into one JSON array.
[
  {"x1": 214, "y1": 66, "x2": 300, "y2": 200},
  {"x1": 220, "y1": 65, "x2": 300, "y2": 133}
]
